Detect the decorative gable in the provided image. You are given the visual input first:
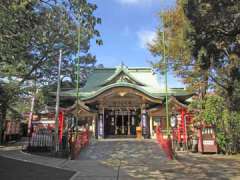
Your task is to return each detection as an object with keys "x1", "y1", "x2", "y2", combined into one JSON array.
[{"x1": 100, "y1": 66, "x2": 146, "y2": 87}]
